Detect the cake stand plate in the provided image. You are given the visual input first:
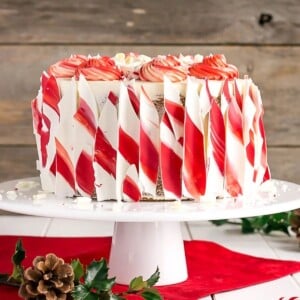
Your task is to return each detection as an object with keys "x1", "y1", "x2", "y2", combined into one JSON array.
[{"x1": 0, "y1": 177, "x2": 300, "y2": 285}]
